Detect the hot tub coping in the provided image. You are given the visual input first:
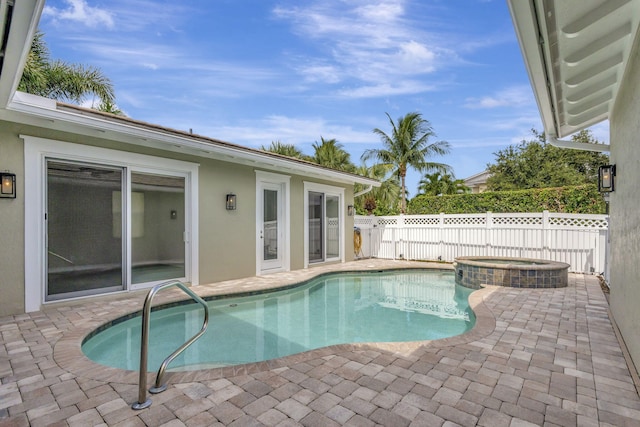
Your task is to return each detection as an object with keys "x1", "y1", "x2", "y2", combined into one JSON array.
[{"x1": 453, "y1": 256, "x2": 570, "y2": 271}]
